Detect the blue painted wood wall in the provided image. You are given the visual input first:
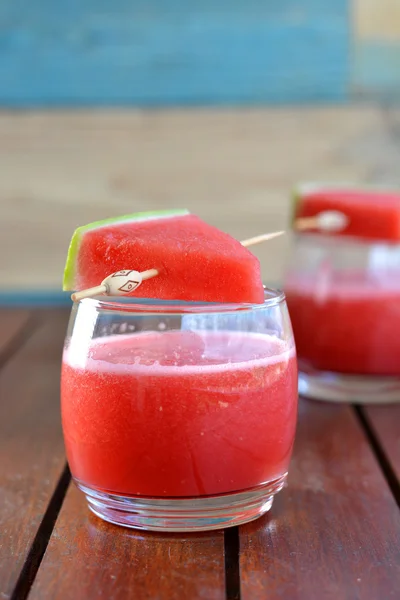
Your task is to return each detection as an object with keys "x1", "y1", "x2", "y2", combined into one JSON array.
[{"x1": 0, "y1": 0, "x2": 350, "y2": 105}]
